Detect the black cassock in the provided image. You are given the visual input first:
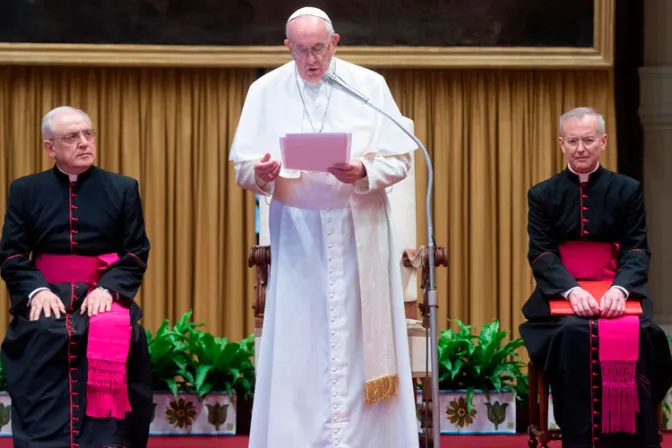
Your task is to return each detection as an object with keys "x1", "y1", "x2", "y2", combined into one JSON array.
[
  {"x1": 520, "y1": 166, "x2": 672, "y2": 448},
  {"x1": 0, "y1": 166, "x2": 153, "y2": 448}
]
